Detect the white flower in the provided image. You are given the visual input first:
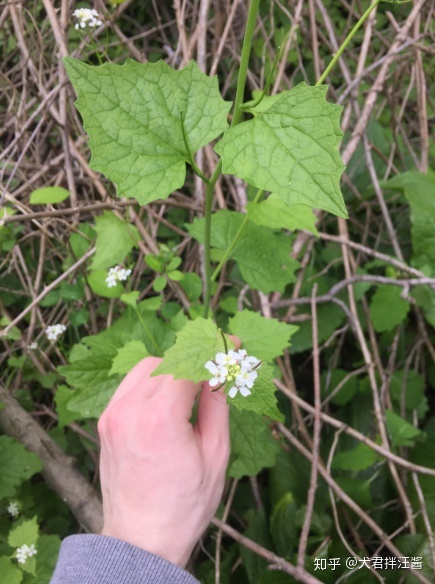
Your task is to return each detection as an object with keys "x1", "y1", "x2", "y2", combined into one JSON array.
[
  {"x1": 105, "y1": 266, "x2": 132, "y2": 288},
  {"x1": 229, "y1": 384, "x2": 252, "y2": 398},
  {"x1": 73, "y1": 8, "x2": 102, "y2": 30},
  {"x1": 205, "y1": 349, "x2": 261, "y2": 398},
  {"x1": 204, "y1": 361, "x2": 227, "y2": 387},
  {"x1": 45, "y1": 324, "x2": 67, "y2": 342},
  {"x1": 236, "y1": 367, "x2": 258, "y2": 389},
  {"x1": 7, "y1": 502, "x2": 20, "y2": 518},
  {"x1": 16, "y1": 544, "x2": 37, "y2": 564},
  {"x1": 236, "y1": 349, "x2": 260, "y2": 368},
  {"x1": 215, "y1": 351, "x2": 238, "y2": 367},
  {"x1": 27, "y1": 342, "x2": 38, "y2": 350}
]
